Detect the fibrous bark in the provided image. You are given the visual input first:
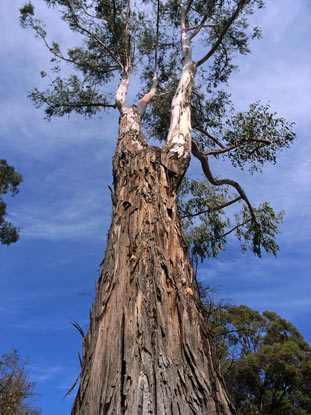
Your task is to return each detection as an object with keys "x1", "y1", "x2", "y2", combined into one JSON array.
[{"x1": 72, "y1": 107, "x2": 235, "y2": 415}]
